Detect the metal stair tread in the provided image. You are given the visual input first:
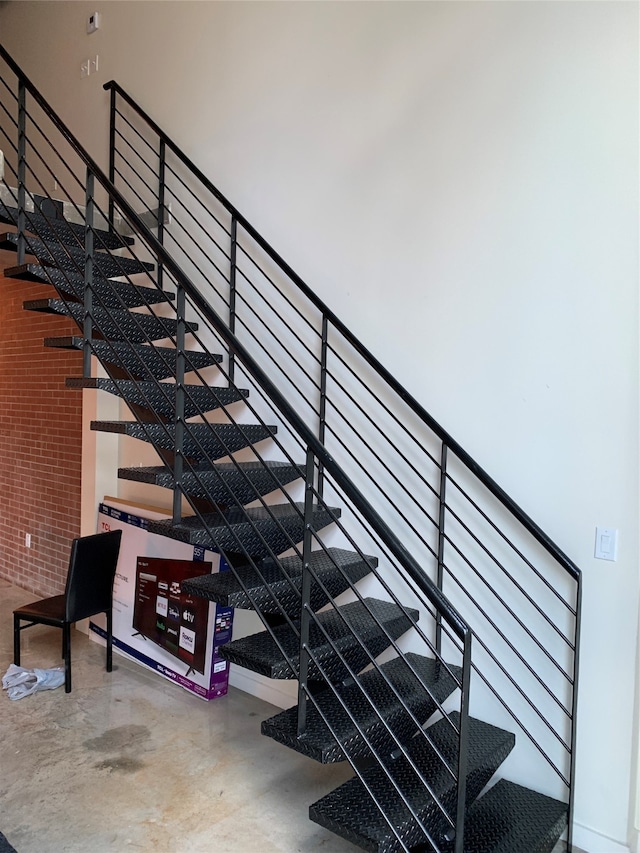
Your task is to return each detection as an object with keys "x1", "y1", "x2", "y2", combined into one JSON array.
[
  {"x1": 0, "y1": 200, "x2": 134, "y2": 248},
  {"x1": 0, "y1": 230, "x2": 153, "y2": 277},
  {"x1": 117, "y1": 461, "x2": 303, "y2": 505},
  {"x1": 147, "y1": 502, "x2": 340, "y2": 554},
  {"x1": 444, "y1": 779, "x2": 567, "y2": 853},
  {"x1": 183, "y1": 546, "x2": 376, "y2": 616},
  {"x1": 67, "y1": 377, "x2": 248, "y2": 417},
  {"x1": 90, "y1": 420, "x2": 277, "y2": 460},
  {"x1": 308, "y1": 712, "x2": 515, "y2": 853},
  {"x1": 4, "y1": 262, "x2": 173, "y2": 307},
  {"x1": 261, "y1": 653, "x2": 462, "y2": 764},
  {"x1": 218, "y1": 597, "x2": 419, "y2": 681},
  {"x1": 24, "y1": 298, "x2": 198, "y2": 343},
  {"x1": 44, "y1": 337, "x2": 222, "y2": 379}
]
